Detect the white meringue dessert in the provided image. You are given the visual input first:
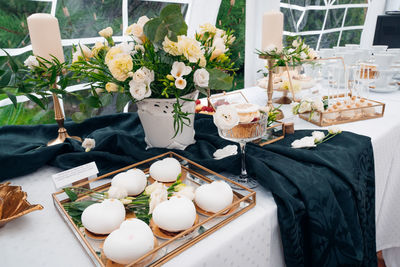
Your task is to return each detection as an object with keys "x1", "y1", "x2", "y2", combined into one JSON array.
[
  {"x1": 195, "y1": 181, "x2": 233, "y2": 213},
  {"x1": 149, "y1": 158, "x2": 182, "y2": 183},
  {"x1": 81, "y1": 199, "x2": 125, "y2": 235},
  {"x1": 152, "y1": 196, "x2": 196, "y2": 232},
  {"x1": 103, "y1": 218, "x2": 154, "y2": 265},
  {"x1": 111, "y1": 168, "x2": 147, "y2": 196}
]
